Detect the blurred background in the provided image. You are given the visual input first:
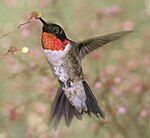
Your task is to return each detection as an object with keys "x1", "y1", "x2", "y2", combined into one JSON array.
[{"x1": 0, "y1": 0, "x2": 150, "y2": 138}]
